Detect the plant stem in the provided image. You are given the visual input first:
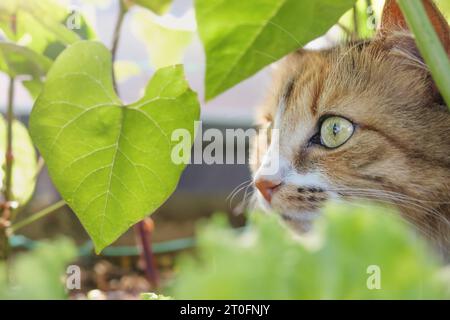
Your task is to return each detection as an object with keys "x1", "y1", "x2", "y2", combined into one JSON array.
[
  {"x1": 10, "y1": 200, "x2": 66, "y2": 233},
  {"x1": 135, "y1": 218, "x2": 159, "y2": 287},
  {"x1": 397, "y1": 0, "x2": 450, "y2": 107},
  {"x1": 111, "y1": 0, "x2": 126, "y2": 92}
]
